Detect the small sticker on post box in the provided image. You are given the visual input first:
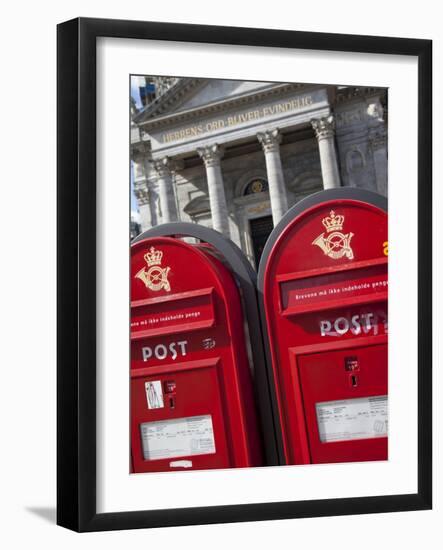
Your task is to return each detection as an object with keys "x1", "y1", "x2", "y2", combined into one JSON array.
[
  {"x1": 316, "y1": 396, "x2": 388, "y2": 443},
  {"x1": 145, "y1": 380, "x2": 164, "y2": 409},
  {"x1": 140, "y1": 415, "x2": 216, "y2": 461}
]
